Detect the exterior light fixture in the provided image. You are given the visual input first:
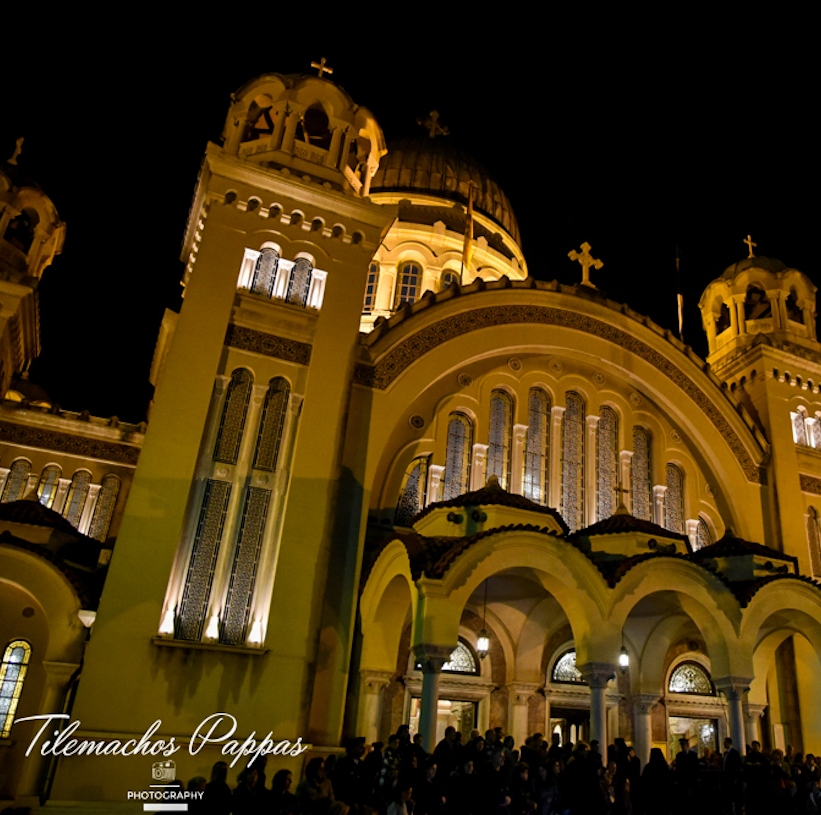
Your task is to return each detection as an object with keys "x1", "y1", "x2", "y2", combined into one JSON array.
[
  {"x1": 619, "y1": 645, "x2": 630, "y2": 670},
  {"x1": 478, "y1": 579, "x2": 489, "y2": 660}
]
